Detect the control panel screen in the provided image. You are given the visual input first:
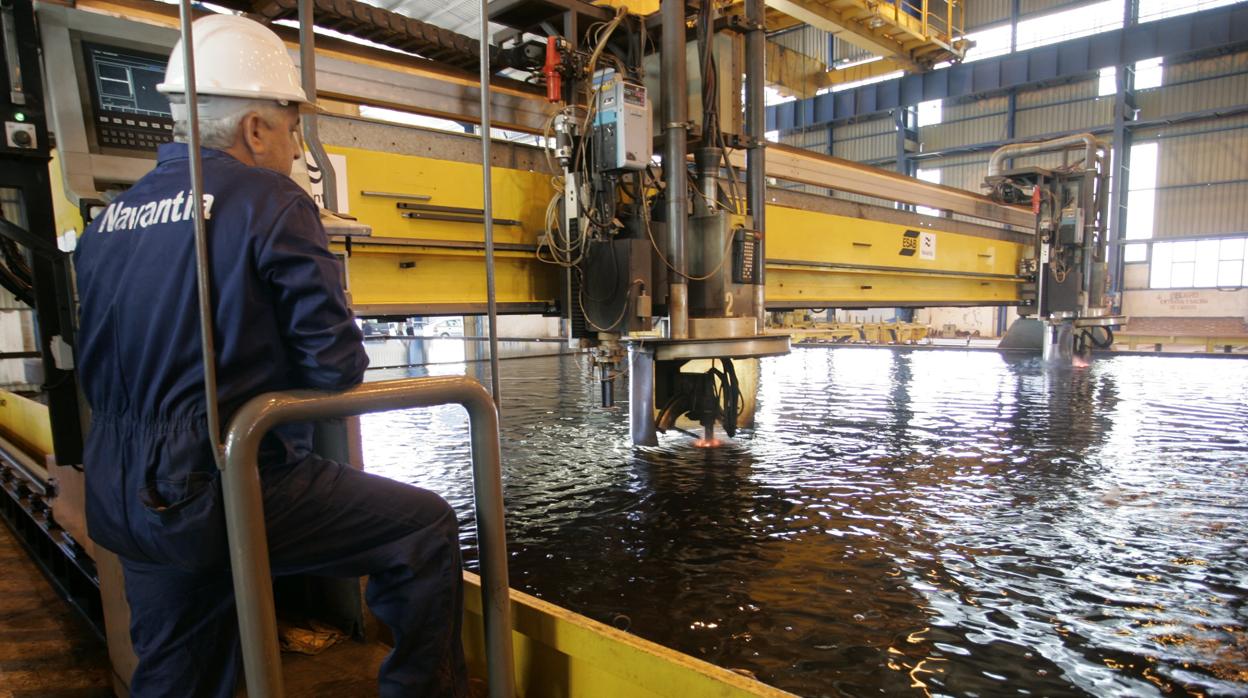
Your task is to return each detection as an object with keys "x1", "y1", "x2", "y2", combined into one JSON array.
[{"x1": 82, "y1": 42, "x2": 174, "y2": 152}]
